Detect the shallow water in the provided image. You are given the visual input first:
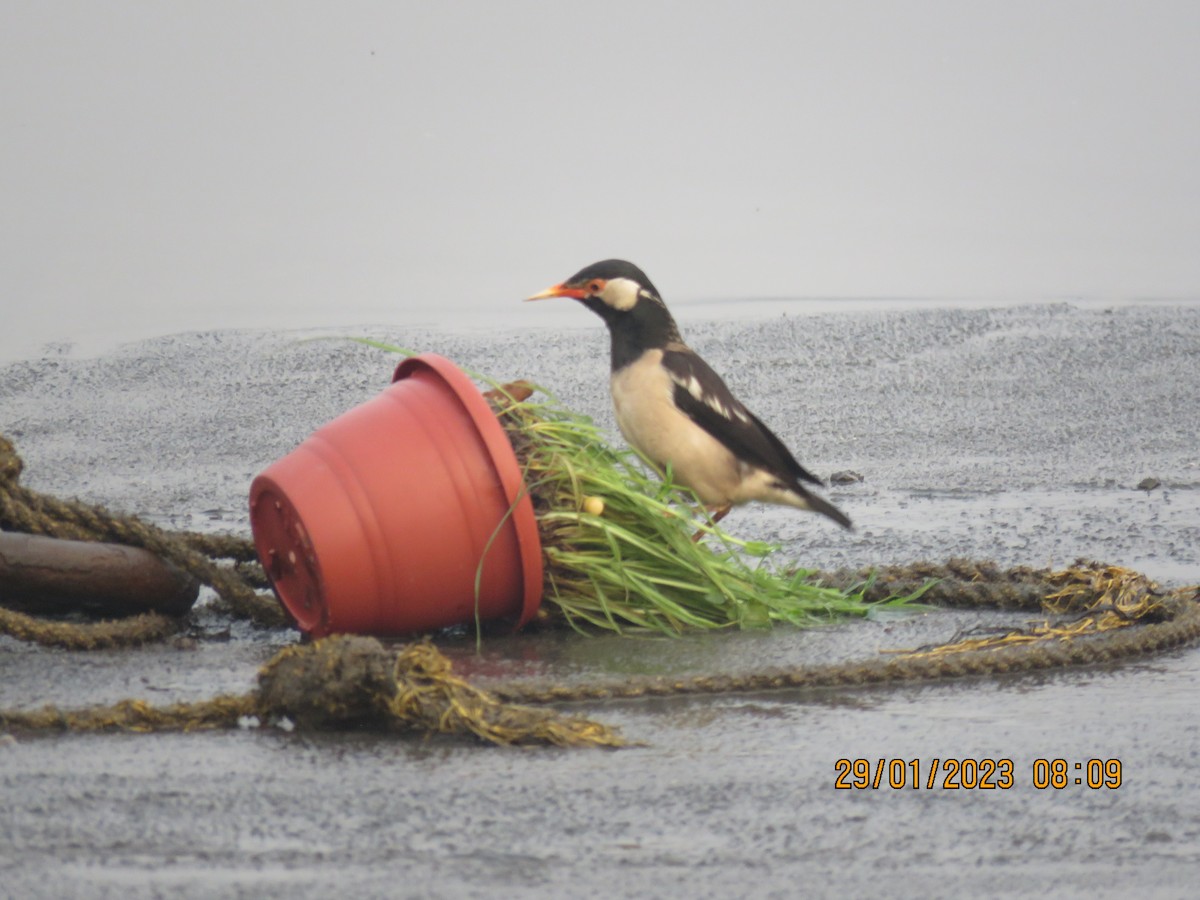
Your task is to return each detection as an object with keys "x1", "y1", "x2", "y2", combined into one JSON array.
[{"x1": 2, "y1": 300, "x2": 1199, "y2": 898}]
